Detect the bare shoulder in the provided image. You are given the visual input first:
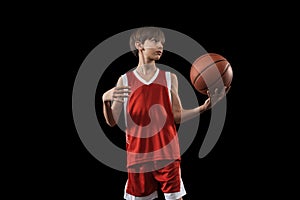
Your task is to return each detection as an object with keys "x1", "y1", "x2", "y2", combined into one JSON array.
[
  {"x1": 116, "y1": 75, "x2": 124, "y2": 87},
  {"x1": 170, "y1": 71, "x2": 179, "y2": 81},
  {"x1": 170, "y1": 72, "x2": 179, "y2": 92},
  {"x1": 170, "y1": 72, "x2": 178, "y2": 82}
]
